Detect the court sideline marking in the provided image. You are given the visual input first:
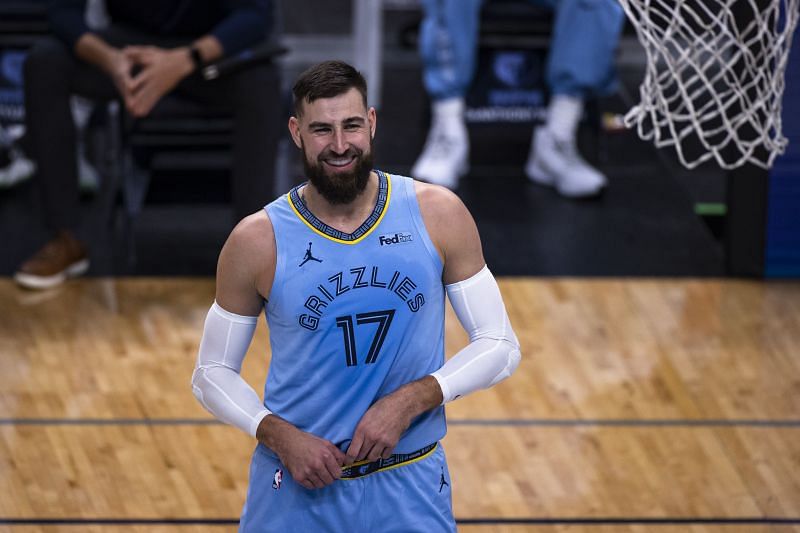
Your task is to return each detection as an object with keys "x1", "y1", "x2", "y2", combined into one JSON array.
[
  {"x1": 1, "y1": 517, "x2": 799, "y2": 525},
  {"x1": 1, "y1": 418, "x2": 799, "y2": 427}
]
